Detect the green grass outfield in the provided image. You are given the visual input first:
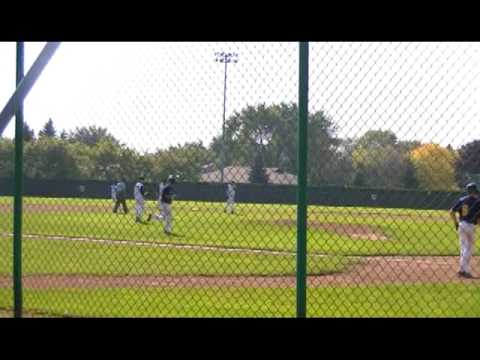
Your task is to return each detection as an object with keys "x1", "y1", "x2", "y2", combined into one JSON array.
[
  {"x1": 1, "y1": 196, "x2": 477, "y2": 317},
  {"x1": 0, "y1": 196, "x2": 466, "y2": 256},
  {"x1": 0, "y1": 236, "x2": 351, "y2": 276},
  {"x1": 1, "y1": 284, "x2": 479, "y2": 317}
]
